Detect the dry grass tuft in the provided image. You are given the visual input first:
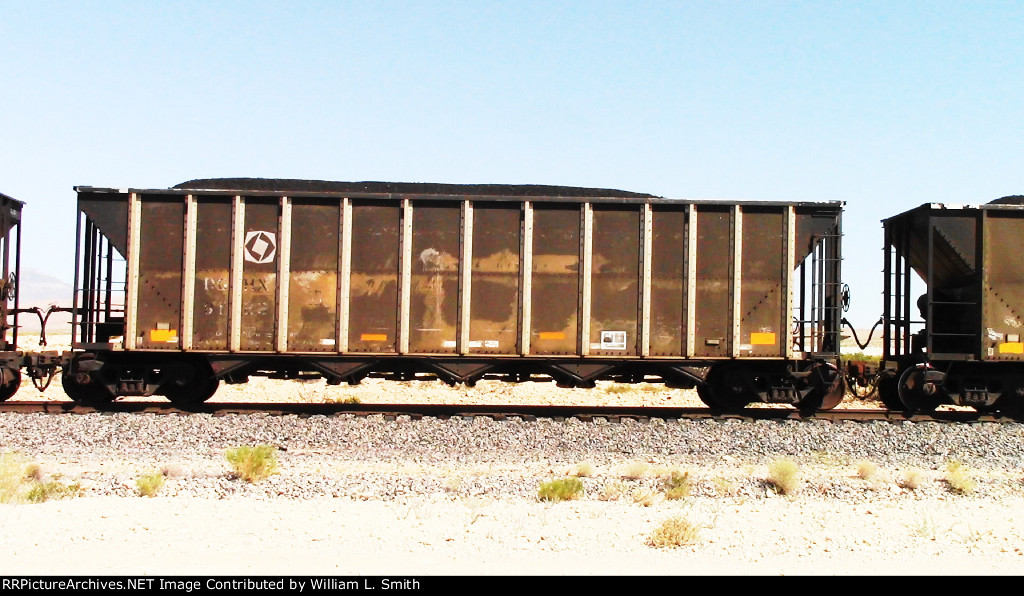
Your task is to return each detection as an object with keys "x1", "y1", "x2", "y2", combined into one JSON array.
[
  {"x1": 767, "y1": 459, "x2": 801, "y2": 496},
  {"x1": 622, "y1": 462, "x2": 650, "y2": 480},
  {"x1": 1, "y1": 452, "x2": 79, "y2": 504},
  {"x1": 632, "y1": 488, "x2": 658, "y2": 507},
  {"x1": 537, "y1": 478, "x2": 584, "y2": 502},
  {"x1": 648, "y1": 516, "x2": 701, "y2": 548},
  {"x1": 599, "y1": 481, "x2": 628, "y2": 501},
  {"x1": 856, "y1": 460, "x2": 880, "y2": 481},
  {"x1": 574, "y1": 463, "x2": 595, "y2": 478},
  {"x1": 900, "y1": 468, "x2": 926, "y2": 490},
  {"x1": 225, "y1": 445, "x2": 280, "y2": 483},
  {"x1": 945, "y1": 460, "x2": 977, "y2": 495},
  {"x1": 136, "y1": 471, "x2": 166, "y2": 497},
  {"x1": 662, "y1": 470, "x2": 692, "y2": 500}
]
